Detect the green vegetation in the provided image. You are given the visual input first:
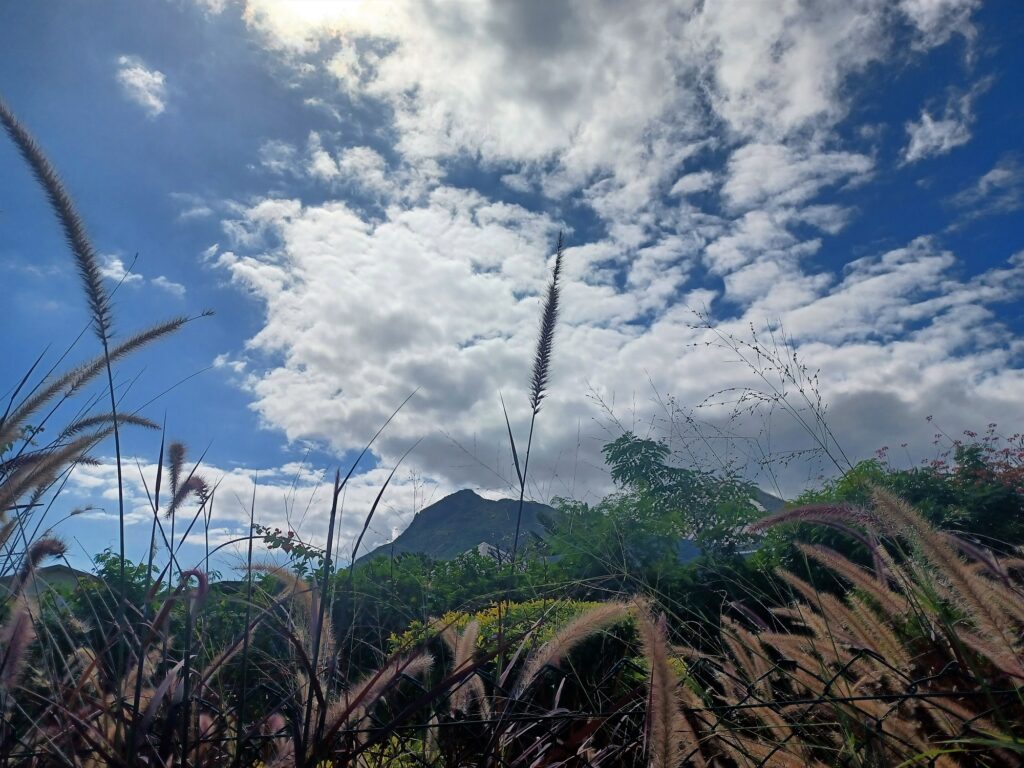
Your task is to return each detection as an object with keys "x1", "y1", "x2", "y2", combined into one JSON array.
[
  {"x1": 795, "y1": 425, "x2": 1024, "y2": 543},
  {"x1": 2, "y1": 95, "x2": 1023, "y2": 767}
]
